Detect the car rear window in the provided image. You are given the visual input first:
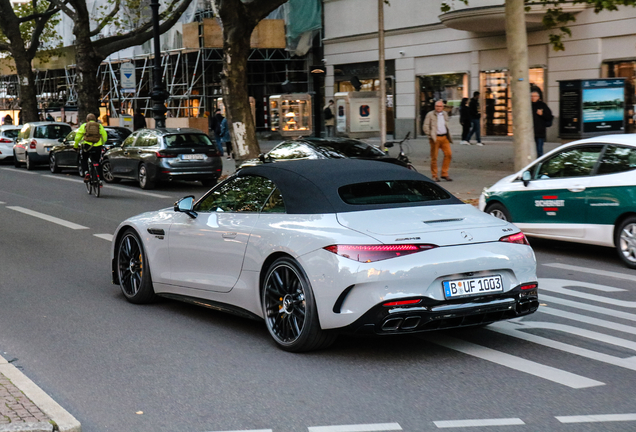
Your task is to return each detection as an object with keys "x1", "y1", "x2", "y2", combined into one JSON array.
[
  {"x1": 34, "y1": 124, "x2": 71, "y2": 139},
  {"x1": 339, "y1": 180, "x2": 451, "y2": 205},
  {"x1": 3, "y1": 129, "x2": 18, "y2": 138},
  {"x1": 165, "y1": 133, "x2": 215, "y2": 148},
  {"x1": 106, "y1": 128, "x2": 131, "y2": 141}
]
